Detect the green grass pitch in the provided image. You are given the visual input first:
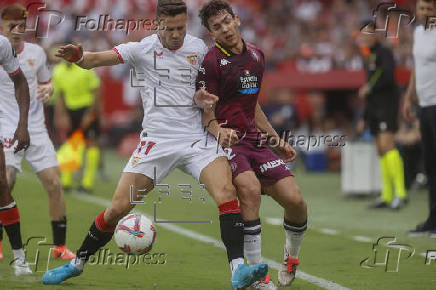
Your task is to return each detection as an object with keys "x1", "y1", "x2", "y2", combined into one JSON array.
[{"x1": 0, "y1": 150, "x2": 435, "y2": 289}]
